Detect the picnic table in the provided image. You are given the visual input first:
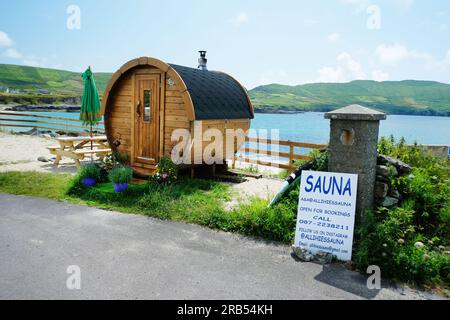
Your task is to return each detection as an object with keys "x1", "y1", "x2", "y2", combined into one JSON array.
[{"x1": 47, "y1": 135, "x2": 112, "y2": 167}]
